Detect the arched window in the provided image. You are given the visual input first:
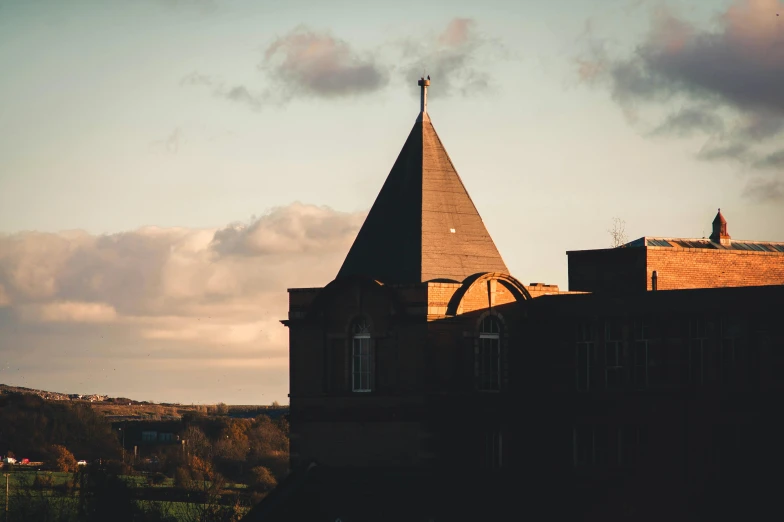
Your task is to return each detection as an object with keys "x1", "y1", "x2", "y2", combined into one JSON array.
[
  {"x1": 478, "y1": 316, "x2": 501, "y2": 391},
  {"x1": 352, "y1": 318, "x2": 373, "y2": 392}
]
